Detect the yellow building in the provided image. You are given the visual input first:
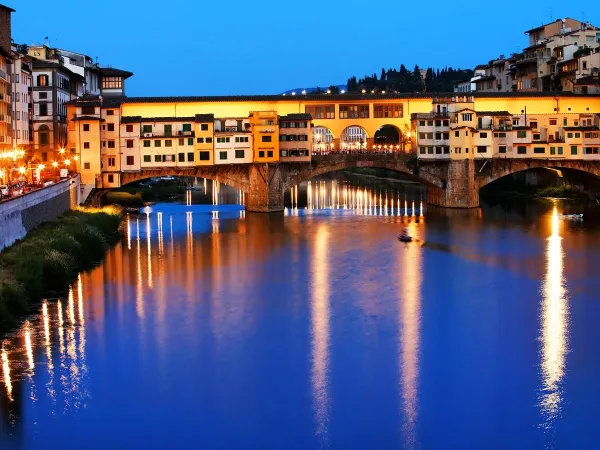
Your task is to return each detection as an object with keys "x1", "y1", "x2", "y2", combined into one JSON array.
[
  {"x1": 249, "y1": 111, "x2": 279, "y2": 163},
  {"x1": 194, "y1": 114, "x2": 214, "y2": 165}
]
